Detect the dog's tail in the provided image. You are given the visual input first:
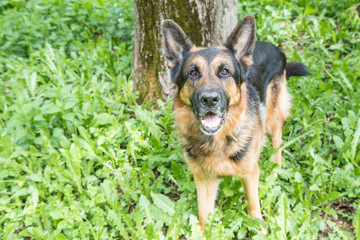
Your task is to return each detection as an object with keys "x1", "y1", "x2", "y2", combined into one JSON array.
[{"x1": 286, "y1": 62, "x2": 311, "y2": 79}]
